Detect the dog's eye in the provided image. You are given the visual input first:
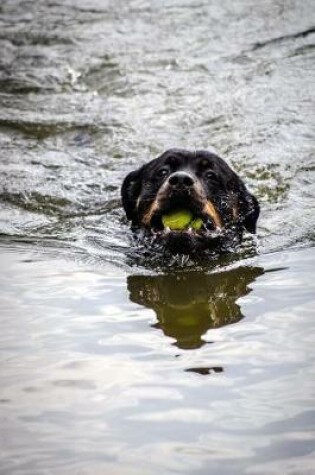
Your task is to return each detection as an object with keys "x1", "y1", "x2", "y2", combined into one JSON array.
[
  {"x1": 157, "y1": 167, "x2": 169, "y2": 178},
  {"x1": 205, "y1": 170, "x2": 217, "y2": 180}
]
